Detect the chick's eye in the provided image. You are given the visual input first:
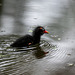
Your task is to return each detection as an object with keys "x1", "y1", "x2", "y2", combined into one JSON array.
[{"x1": 39, "y1": 27, "x2": 43, "y2": 29}]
